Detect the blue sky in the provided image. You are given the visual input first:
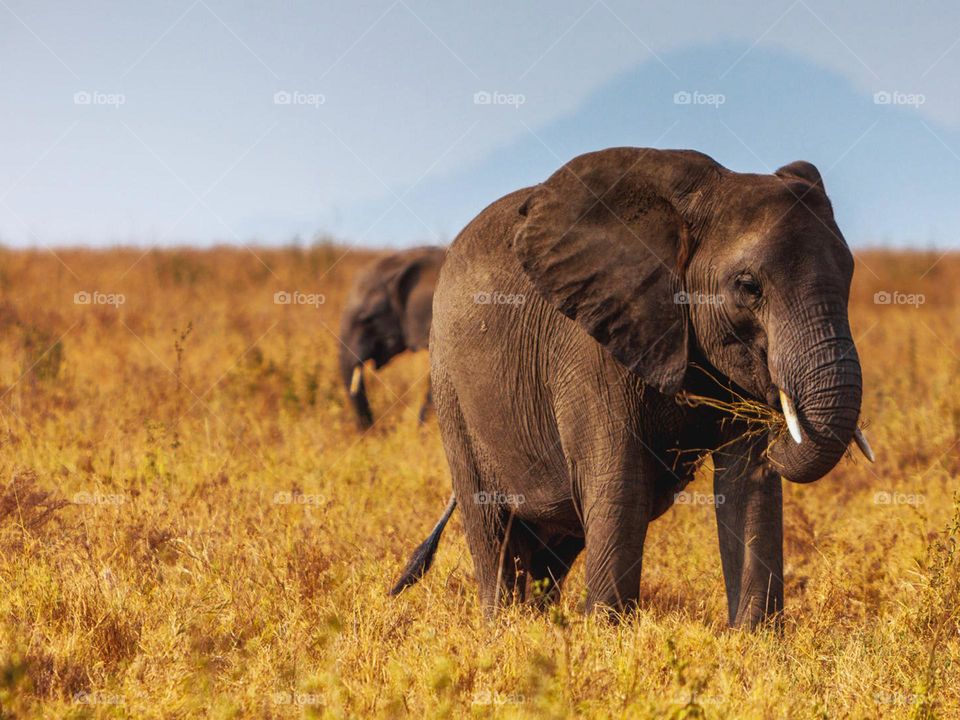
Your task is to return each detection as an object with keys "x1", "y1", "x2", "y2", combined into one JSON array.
[{"x1": 1, "y1": 0, "x2": 958, "y2": 248}]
